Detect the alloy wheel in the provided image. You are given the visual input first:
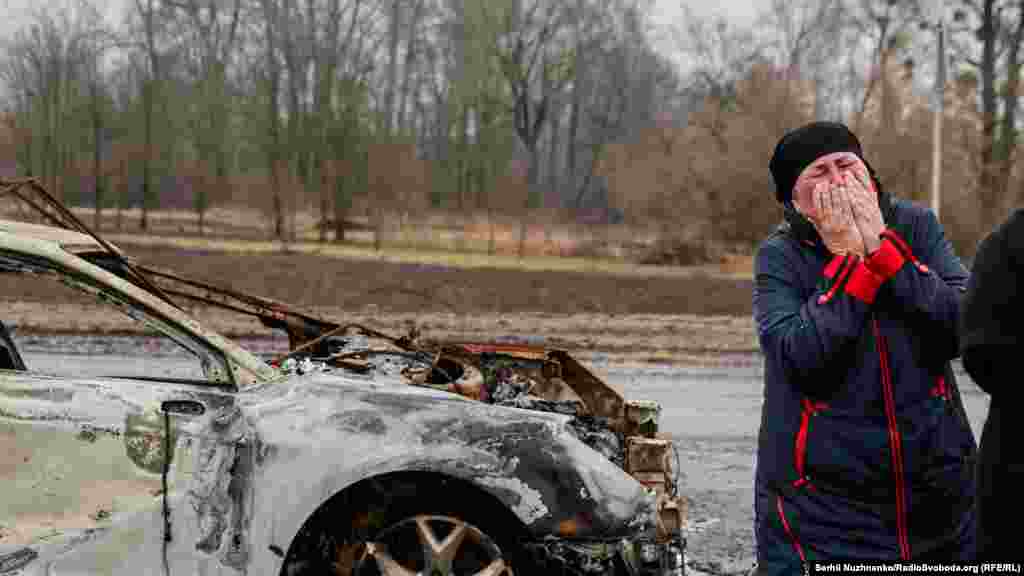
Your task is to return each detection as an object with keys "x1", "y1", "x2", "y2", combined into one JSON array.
[{"x1": 338, "y1": 514, "x2": 515, "y2": 576}]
